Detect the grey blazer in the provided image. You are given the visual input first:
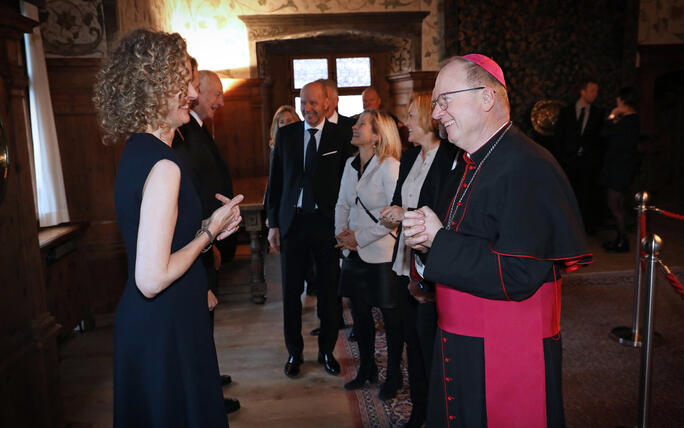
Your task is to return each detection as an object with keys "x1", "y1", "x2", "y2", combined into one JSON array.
[{"x1": 335, "y1": 154, "x2": 399, "y2": 263}]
